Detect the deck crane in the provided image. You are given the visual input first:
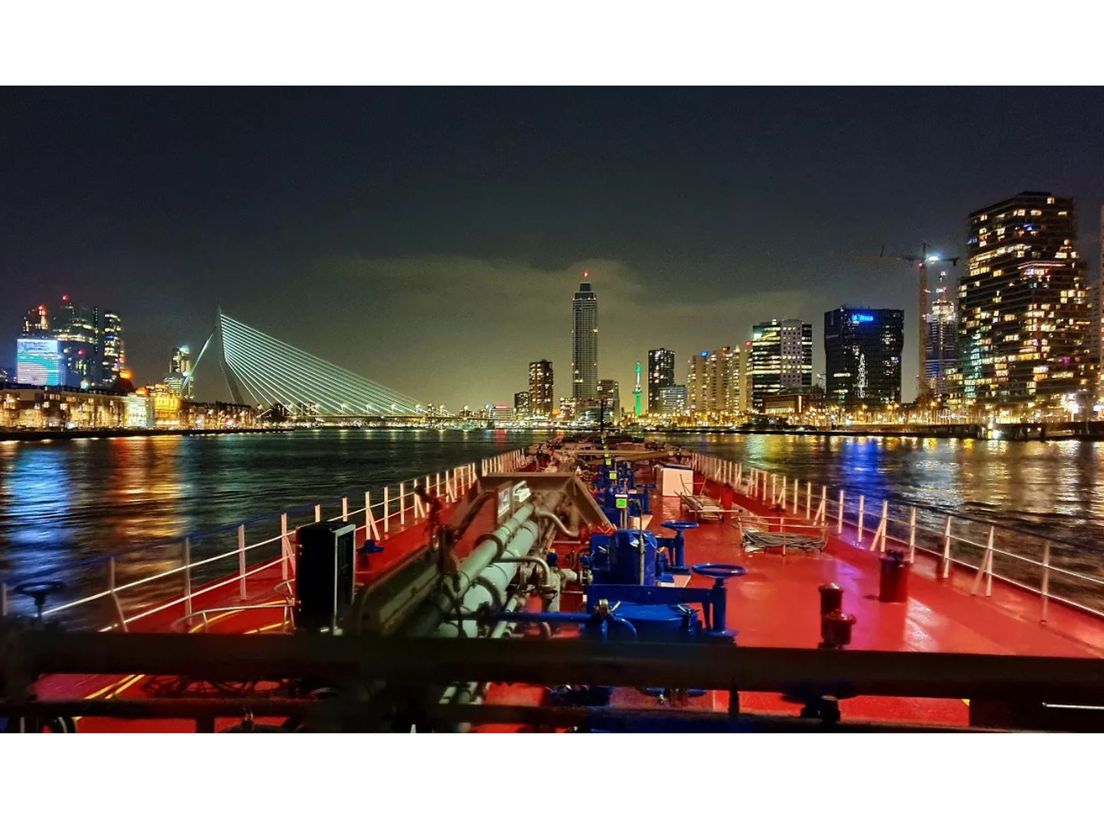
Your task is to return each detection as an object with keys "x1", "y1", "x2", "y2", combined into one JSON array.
[{"x1": 856, "y1": 243, "x2": 960, "y2": 402}]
